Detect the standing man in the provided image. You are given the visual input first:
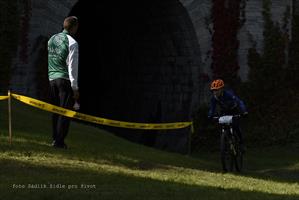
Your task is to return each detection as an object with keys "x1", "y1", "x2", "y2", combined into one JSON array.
[{"x1": 48, "y1": 16, "x2": 79, "y2": 149}]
